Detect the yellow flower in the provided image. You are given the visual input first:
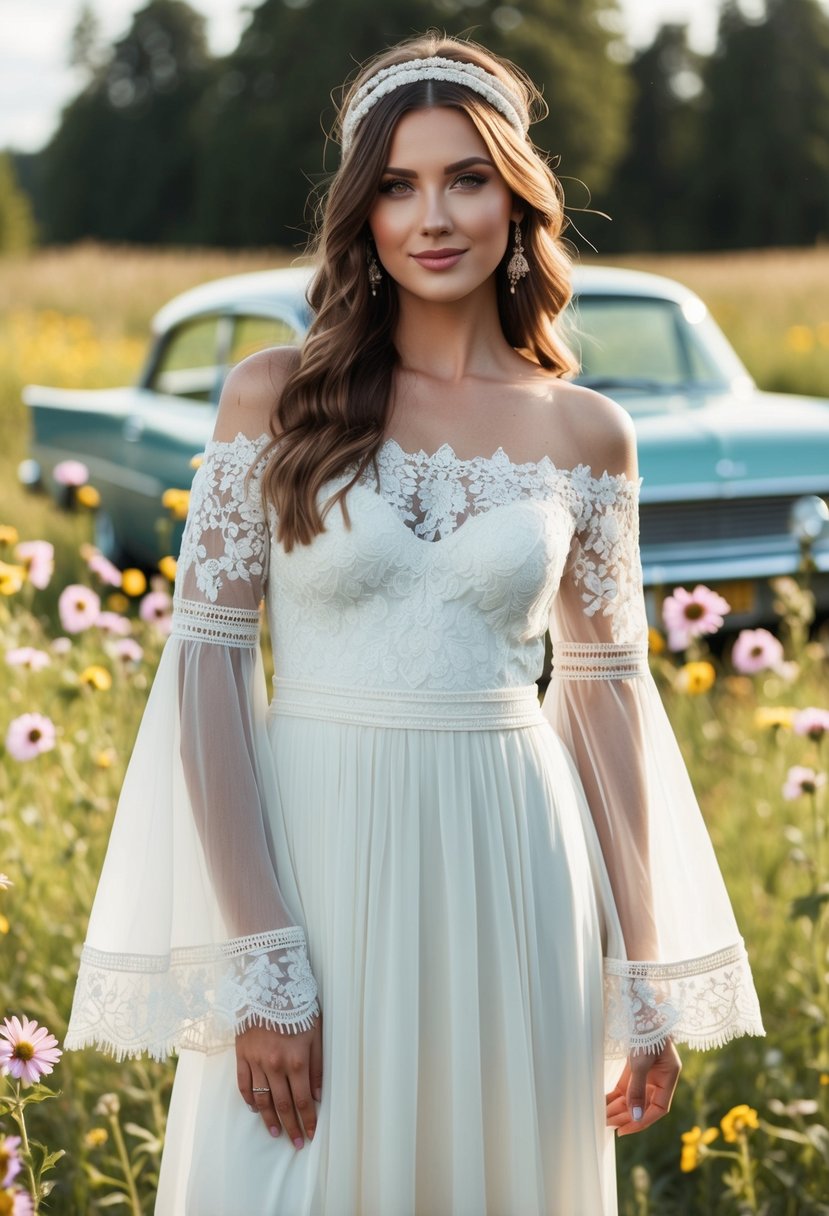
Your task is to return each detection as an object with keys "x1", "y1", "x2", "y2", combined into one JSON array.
[
  {"x1": 83, "y1": 1127, "x2": 109, "y2": 1149},
  {"x1": 754, "y1": 706, "x2": 798, "y2": 730},
  {"x1": 0, "y1": 913, "x2": 9, "y2": 935},
  {"x1": 189, "y1": 453, "x2": 204, "y2": 469},
  {"x1": 785, "y1": 325, "x2": 814, "y2": 354},
  {"x1": 158, "y1": 555, "x2": 177, "y2": 582},
  {"x1": 162, "y1": 488, "x2": 190, "y2": 520},
  {"x1": 720, "y1": 1104, "x2": 759, "y2": 1143},
  {"x1": 0, "y1": 525, "x2": 19, "y2": 546},
  {"x1": 121, "y1": 568, "x2": 147, "y2": 597},
  {"x1": 647, "y1": 627, "x2": 665, "y2": 655},
  {"x1": 675, "y1": 660, "x2": 716, "y2": 695},
  {"x1": 679, "y1": 1124, "x2": 719, "y2": 1172},
  {"x1": 819, "y1": 1073, "x2": 829, "y2": 1086},
  {"x1": 80, "y1": 665, "x2": 113, "y2": 691},
  {"x1": 0, "y1": 561, "x2": 26, "y2": 595},
  {"x1": 94, "y1": 748, "x2": 117, "y2": 768},
  {"x1": 76, "y1": 484, "x2": 101, "y2": 509},
  {"x1": 106, "y1": 592, "x2": 130, "y2": 613}
]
